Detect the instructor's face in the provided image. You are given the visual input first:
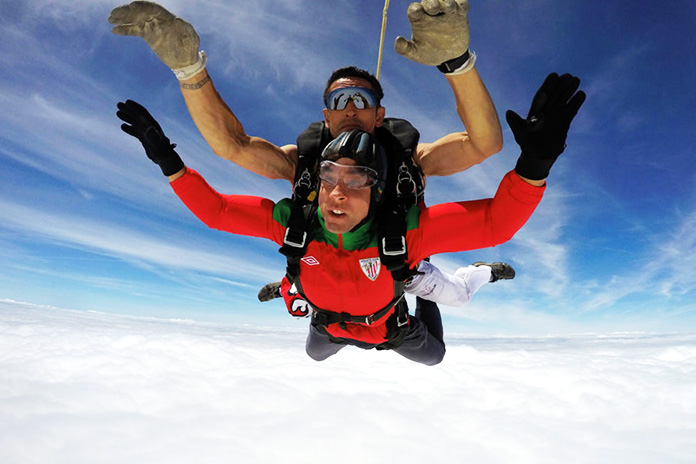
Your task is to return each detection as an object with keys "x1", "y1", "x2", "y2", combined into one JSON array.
[
  {"x1": 318, "y1": 158, "x2": 371, "y2": 234},
  {"x1": 323, "y1": 77, "x2": 385, "y2": 138}
]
